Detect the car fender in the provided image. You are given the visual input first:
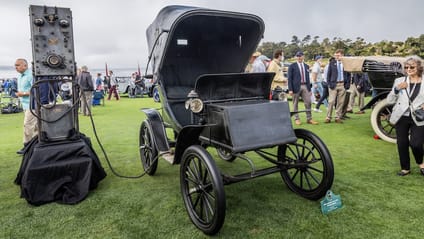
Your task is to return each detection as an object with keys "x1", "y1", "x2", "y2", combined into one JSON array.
[
  {"x1": 173, "y1": 125, "x2": 205, "y2": 164},
  {"x1": 360, "y1": 91, "x2": 389, "y2": 111},
  {"x1": 141, "y1": 108, "x2": 170, "y2": 152}
]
